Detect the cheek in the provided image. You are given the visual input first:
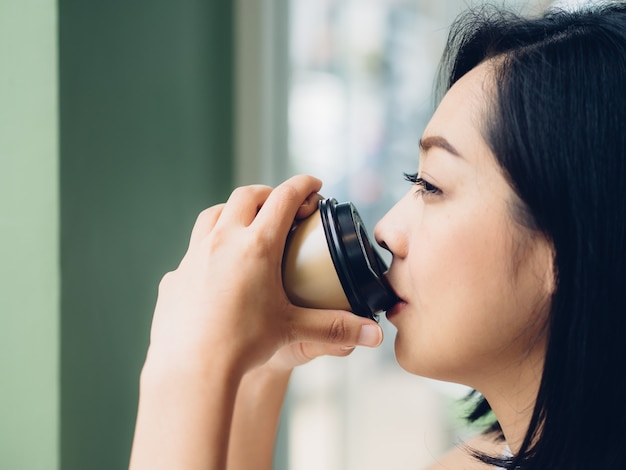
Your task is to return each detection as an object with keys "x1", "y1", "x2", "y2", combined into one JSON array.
[
  {"x1": 411, "y1": 208, "x2": 507, "y2": 312},
  {"x1": 396, "y1": 207, "x2": 529, "y2": 381}
]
